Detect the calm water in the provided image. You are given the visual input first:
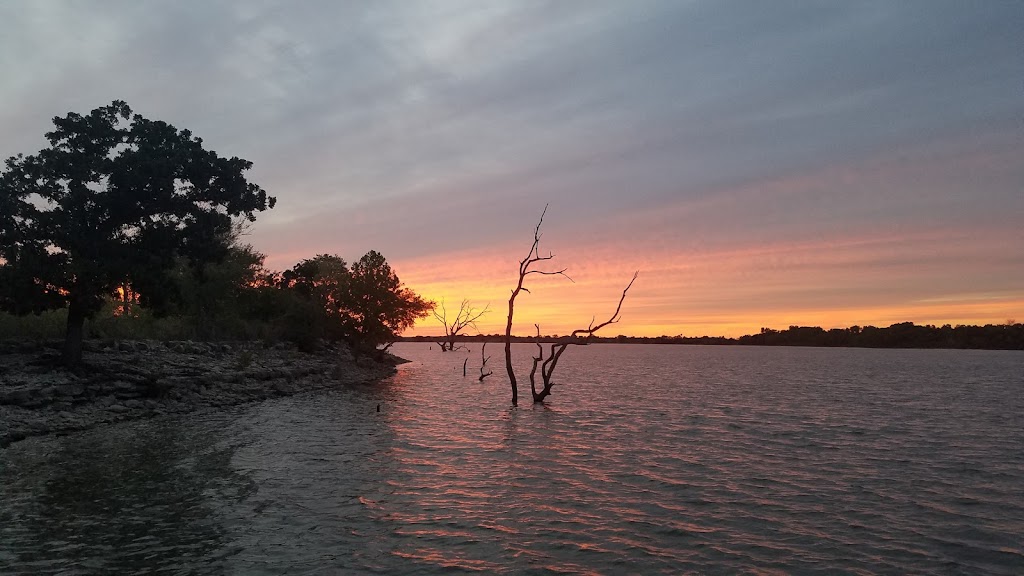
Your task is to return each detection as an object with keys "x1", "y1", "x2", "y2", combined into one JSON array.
[{"x1": 1, "y1": 344, "x2": 1022, "y2": 575}]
